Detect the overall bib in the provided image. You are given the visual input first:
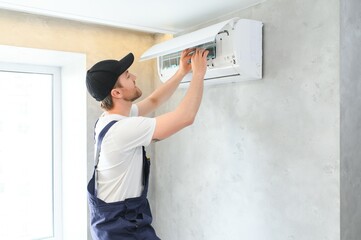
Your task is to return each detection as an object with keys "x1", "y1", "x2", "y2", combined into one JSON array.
[{"x1": 87, "y1": 121, "x2": 160, "y2": 240}]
